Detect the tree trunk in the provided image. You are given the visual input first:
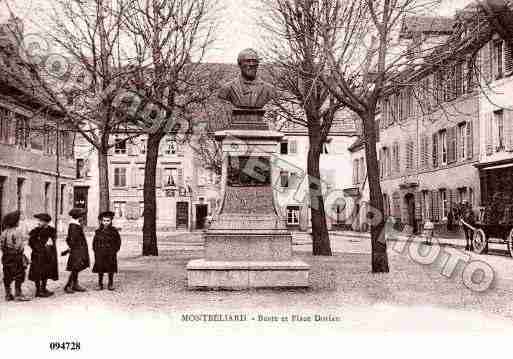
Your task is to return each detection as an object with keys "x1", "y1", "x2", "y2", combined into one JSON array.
[
  {"x1": 362, "y1": 112, "x2": 389, "y2": 273},
  {"x1": 98, "y1": 146, "x2": 110, "y2": 214},
  {"x1": 307, "y1": 139, "x2": 332, "y2": 256},
  {"x1": 142, "y1": 132, "x2": 163, "y2": 256}
]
